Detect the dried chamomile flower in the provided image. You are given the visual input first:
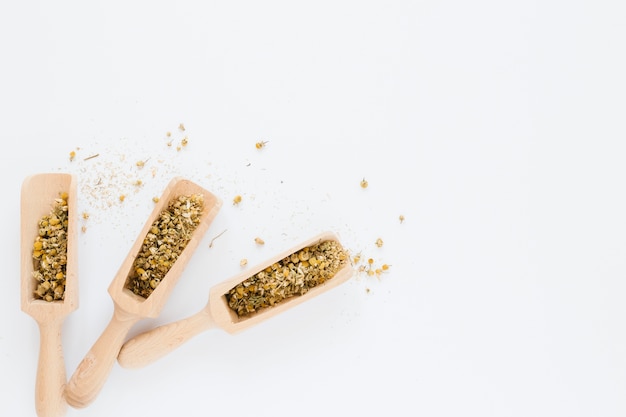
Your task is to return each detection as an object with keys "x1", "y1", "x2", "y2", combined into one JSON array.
[
  {"x1": 399, "y1": 215, "x2": 405, "y2": 223},
  {"x1": 233, "y1": 195, "x2": 242, "y2": 205},
  {"x1": 240, "y1": 258, "x2": 248, "y2": 267},
  {"x1": 181, "y1": 137, "x2": 188, "y2": 147},
  {"x1": 352, "y1": 251, "x2": 391, "y2": 279},
  {"x1": 254, "y1": 237, "x2": 265, "y2": 245},
  {"x1": 255, "y1": 140, "x2": 268, "y2": 149},
  {"x1": 125, "y1": 194, "x2": 205, "y2": 298},
  {"x1": 152, "y1": 196, "x2": 160, "y2": 203},
  {"x1": 179, "y1": 123, "x2": 185, "y2": 131},
  {"x1": 32, "y1": 192, "x2": 69, "y2": 302},
  {"x1": 225, "y1": 240, "x2": 348, "y2": 317},
  {"x1": 360, "y1": 178, "x2": 368, "y2": 189},
  {"x1": 119, "y1": 194, "x2": 126, "y2": 202},
  {"x1": 375, "y1": 238, "x2": 383, "y2": 248},
  {"x1": 69, "y1": 151, "x2": 76, "y2": 161}
]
